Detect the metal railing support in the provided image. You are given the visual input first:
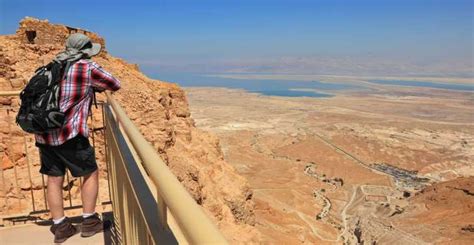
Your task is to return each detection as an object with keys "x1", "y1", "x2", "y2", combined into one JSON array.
[
  {"x1": 23, "y1": 136, "x2": 36, "y2": 212},
  {"x1": 106, "y1": 92, "x2": 227, "y2": 244}
]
